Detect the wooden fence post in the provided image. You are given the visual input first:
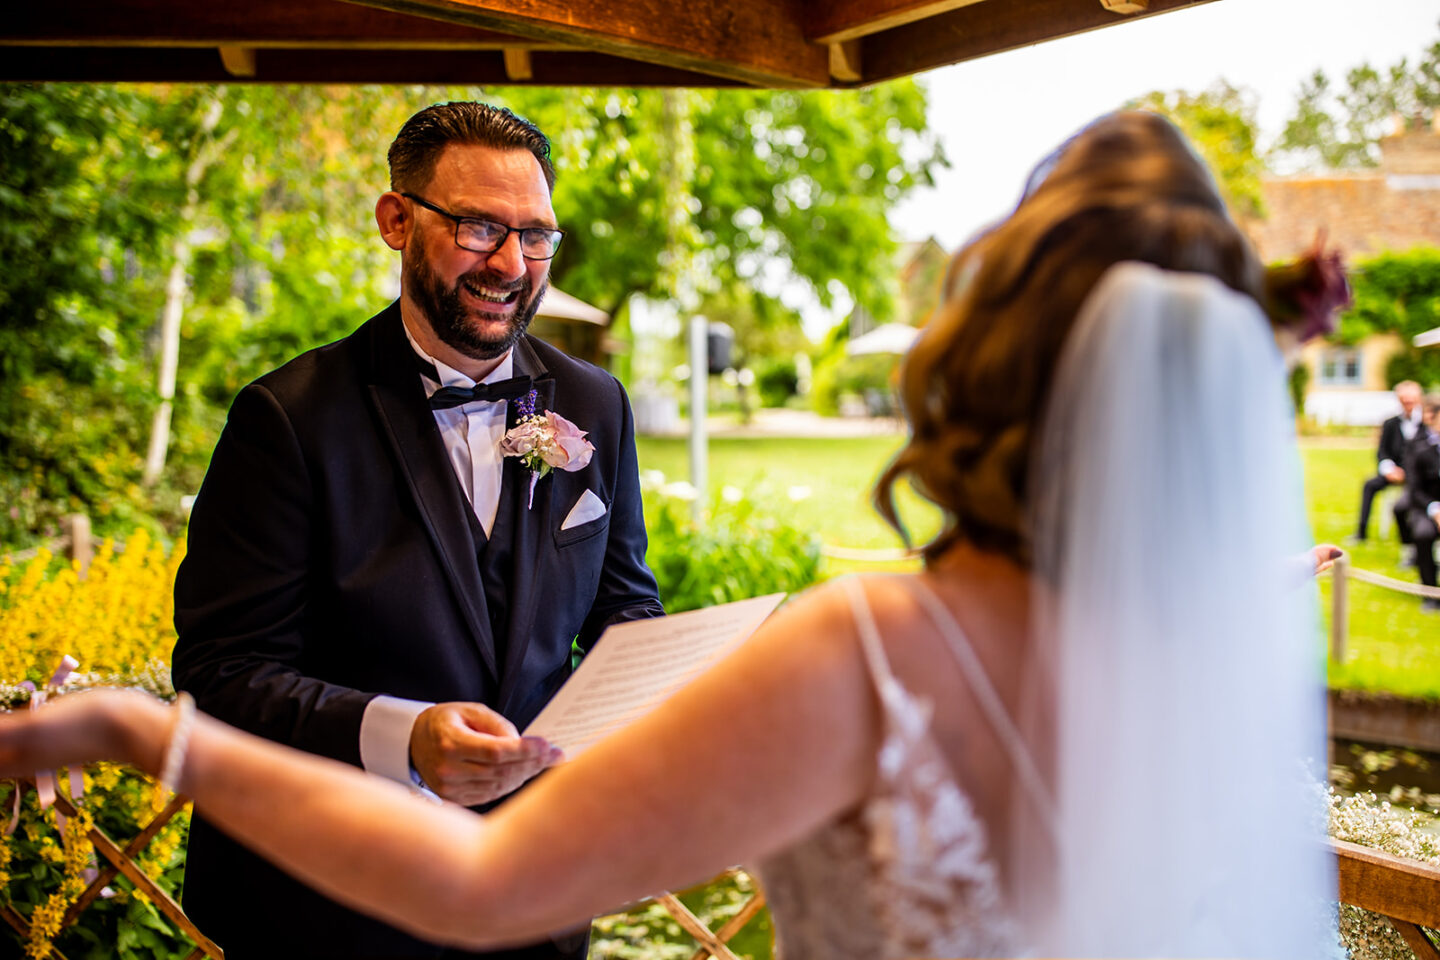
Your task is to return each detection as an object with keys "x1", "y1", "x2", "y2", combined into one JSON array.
[
  {"x1": 66, "y1": 513, "x2": 92, "y2": 580},
  {"x1": 1331, "y1": 552, "x2": 1349, "y2": 663}
]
